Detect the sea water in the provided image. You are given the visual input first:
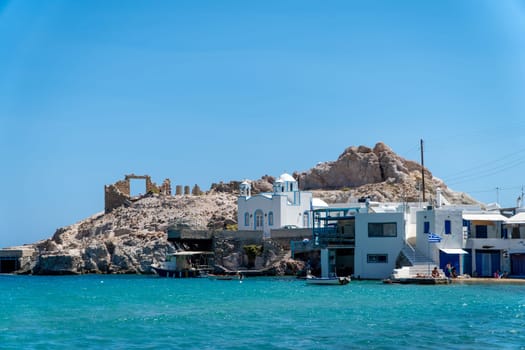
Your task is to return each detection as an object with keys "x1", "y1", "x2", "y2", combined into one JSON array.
[{"x1": 1, "y1": 275, "x2": 525, "y2": 349}]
